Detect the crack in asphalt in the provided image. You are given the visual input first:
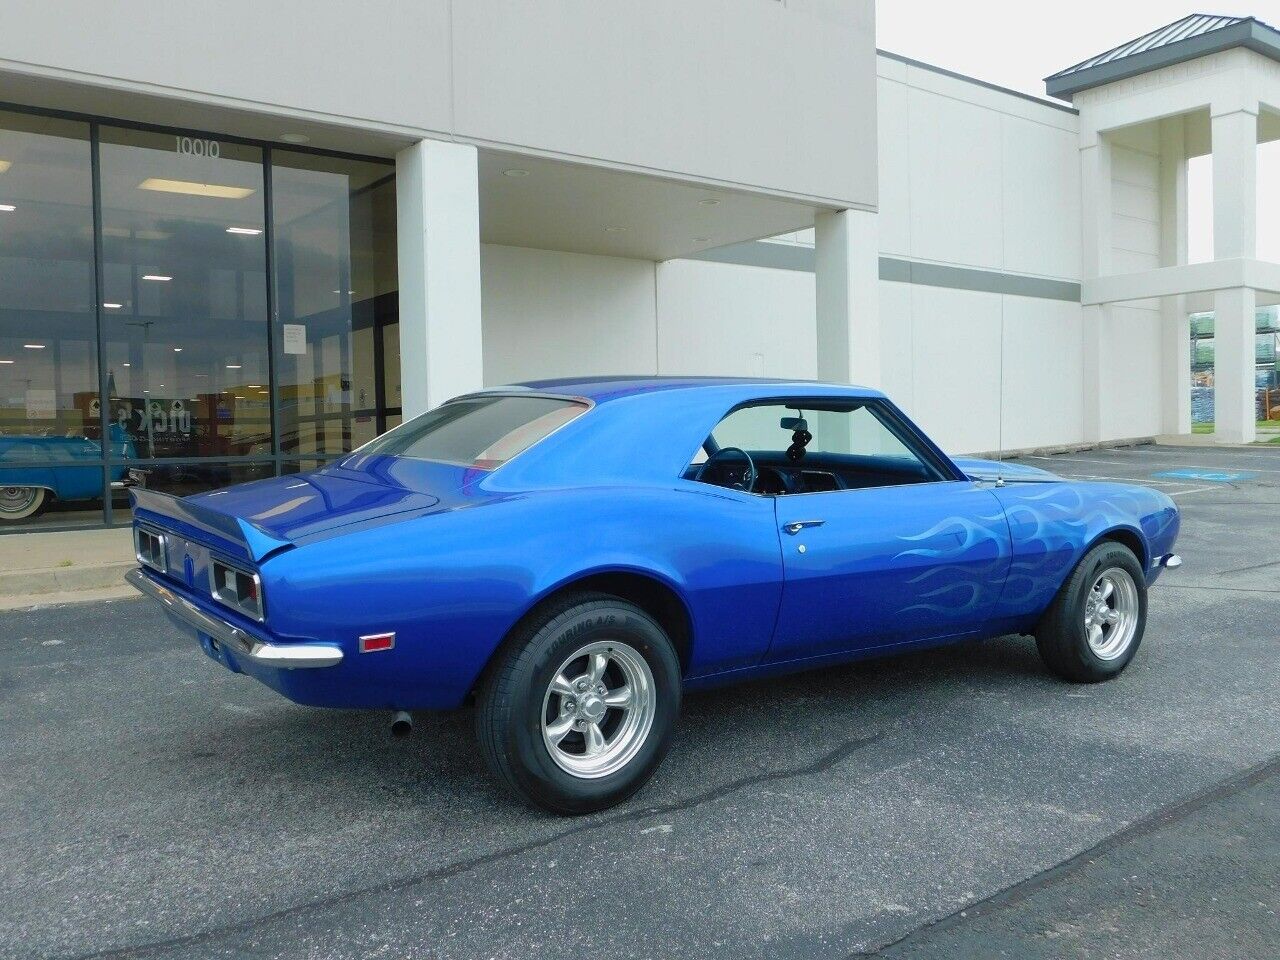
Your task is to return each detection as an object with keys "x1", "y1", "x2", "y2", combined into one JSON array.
[
  {"x1": 846, "y1": 752, "x2": 1280, "y2": 958},
  {"x1": 1161, "y1": 583, "x2": 1280, "y2": 595},
  {"x1": 66, "y1": 731, "x2": 884, "y2": 960}
]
